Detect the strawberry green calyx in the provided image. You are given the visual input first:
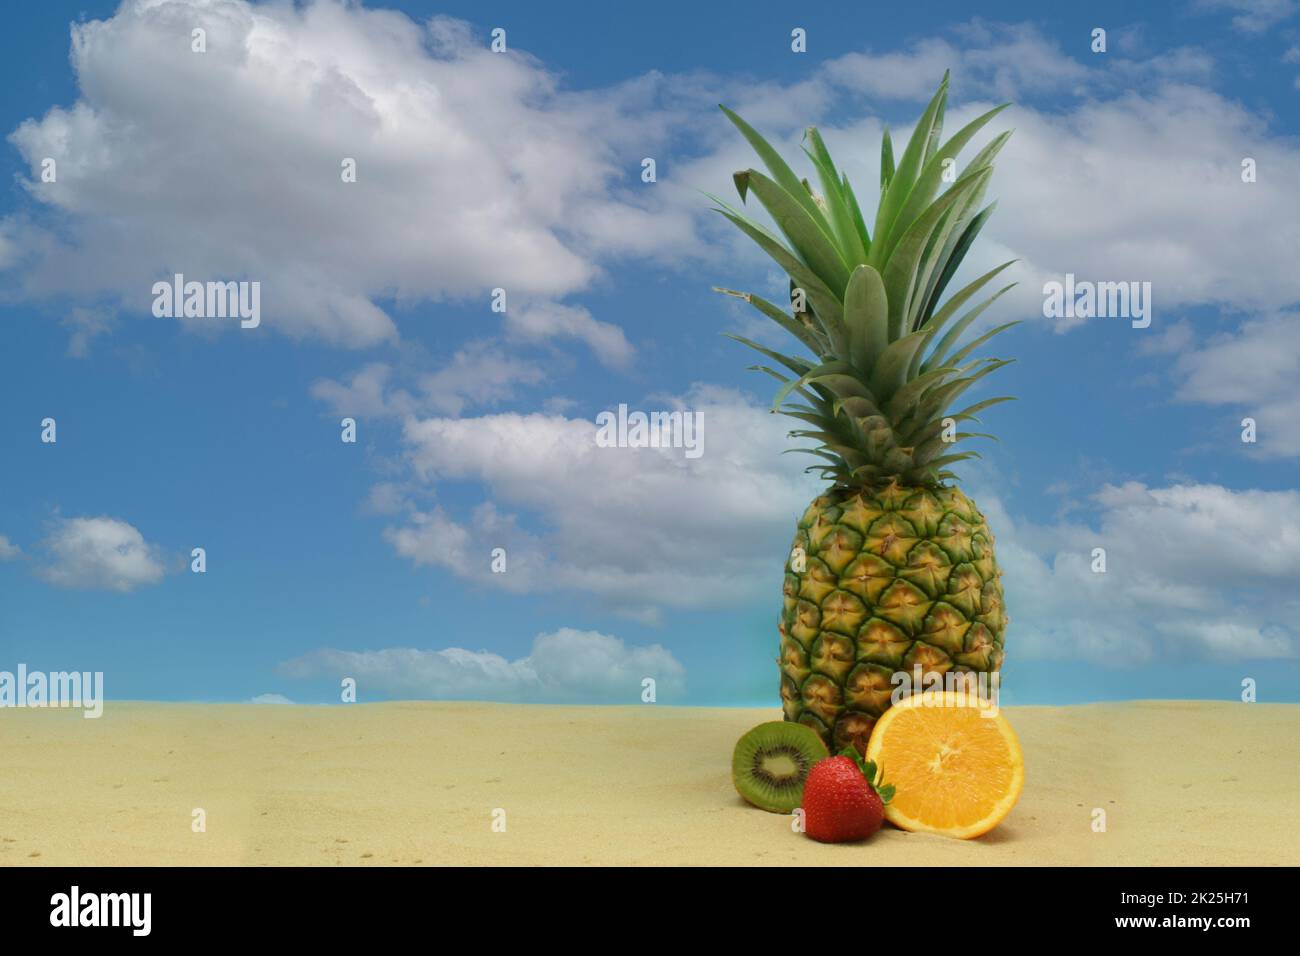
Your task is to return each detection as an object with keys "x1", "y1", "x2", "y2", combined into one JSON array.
[{"x1": 839, "y1": 747, "x2": 896, "y2": 804}]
